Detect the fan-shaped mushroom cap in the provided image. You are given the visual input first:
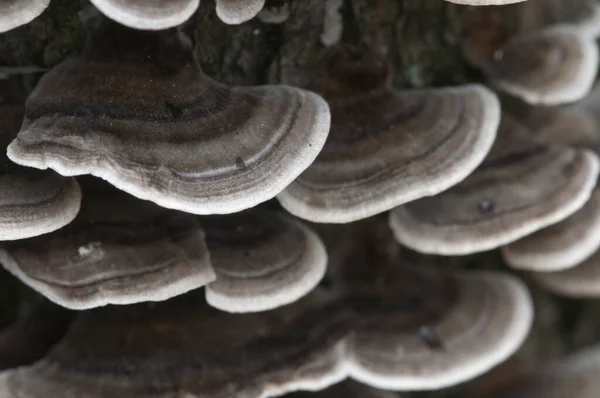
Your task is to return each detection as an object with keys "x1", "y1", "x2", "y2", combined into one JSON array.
[
  {"x1": 389, "y1": 115, "x2": 600, "y2": 255},
  {"x1": 0, "y1": 0, "x2": 50, "y2": 33},
  {"x1": 6, "y1": 19, "x2": 330, "y2": 216},
  {"x1": 484, "y1": 25, "x2": 599, "y2": 105},
  {"x1": 88, "y1": 0, "x2": 200, "y2": 30},
  {"x1": 520, "y1": 0, "x2": 600, "y2": 38},
  {"x1": 199, "y1": 209, "x2": 327, "y2": 313},
  {"x1": 345, "y1": 270, "x2": 533, "y2": 390},
  {"x1": 0, "y1": 80, "x2": 81, "y2": 241},
  {"x1": 278, "y1": 45, "x2": 499, "y2": 224},
  {"x1": 497, "y1": 343, "x2": 600, "y2": 398},
  {"x1": 0, "y1": 294, "x2": 72, "y2": 370},
  {"x1": 530, "y1": 249, "x2": 600, "y2": 297},
  {"x1": 503, "y1": 187, "x2": 600, "y2": 271},
  {"x1": 502, "y1": 104, "x2": 600, "y2": 271},
  {"x1": 0, "y1": 179, "x2": 215, "y2": 310},
  {"x1": 216, "y1": 0, "x2": 265, "y2": 24},
  {"x1": 0, "y1": 291, "x2": 354, "y2": 398},
  {"x1": 445, "y1": 0, "x2": 527, "y2": 4}
]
